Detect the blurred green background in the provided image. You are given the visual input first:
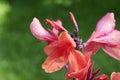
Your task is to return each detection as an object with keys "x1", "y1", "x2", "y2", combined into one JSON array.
[{"x1": 0, "y1": 0, "x2": 120, "y2": 80}]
